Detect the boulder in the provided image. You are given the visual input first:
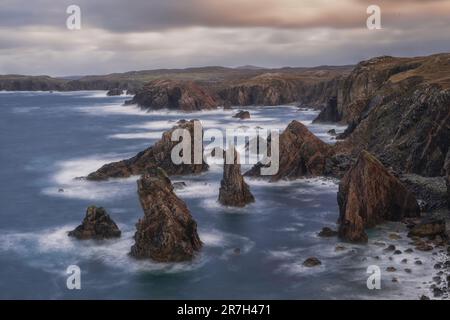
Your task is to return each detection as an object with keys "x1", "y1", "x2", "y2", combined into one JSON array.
[
  {"x1": 245, "y1": 120, "x2": 333, "y2": 180},
  {"x1": 68, "y1": 206, "x2": 121, "y2": 240},
  {"x1": 218, "y1": 148, "x2": 255, "y2": 207},
  {"x1": 130, "y1": 79, "x2": 217, "y2": 111},
  {"x1": 130, "y1": 167, "x2": 202, "y2": 262},
  {"x1": 318, "y1": 227, "x2": 338, "y2": 237},
  {"x1": 87, "y1": 120, "x2": 208, "y2": 180},
  {"x1": 233, "y1": 110, "x2": 250, "y2": 120},
  {"x1": 338, "y1": 151, "x2": 420, "y2": 243},
  {"x1": 303, "y1": 257, "x2": 322, "y2": 267}
]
